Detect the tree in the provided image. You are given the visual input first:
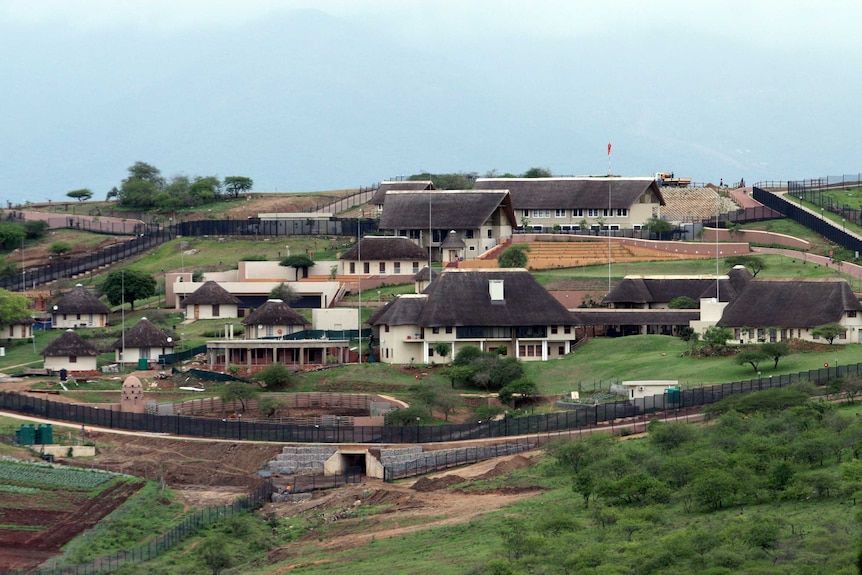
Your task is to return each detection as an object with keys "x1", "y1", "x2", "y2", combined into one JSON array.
[
  {"x1": 269, "y1": 282, "x2": 298, "y2": 303},
  {"x1": 761, "y1": 341, "x2": 791, "y2": 368},
  {"x1": 197, "y1": 535, "x2": 234, "y2": 575},
  {"x1": 726, "y1": 255, "x2": 766, "y2": 277},
  {"x1": 498, "y1": 377, "x2": 538, "y2": 406},
  {"x1": 736, "y1": 349, "x2": 769, "y2": 372},
  {"x1": 811, "y1": 323, "x2": 846, "y2": 344},
  {"x1": 668, "y1": 296, "x2": 698, "y2": 309},
  {"x1": 0, "y1": 288, "x2": 31, "y2": 327},
  {"x1": 642, "y1": 216, "x2": 673, "y2": 239},
  {"x1": 280, "y1": 254, "x2": 315, "y2": 280},
  {"x1": 224, "y1": 176, "x2": 254, "y2": 199},
  {"x1": 702, "y1": 326, "x2": 733, "y2": 350},
  {"x1": 258, "y1": 396, "x2": 285, "y2": 418},
  {"x1": 251, "y1": 363, "x2": 294, "y2": 390},
  {"x1": 497, "y1": 245, "x2": 529, "y2": 268},
  {"x1": 522, "y1": 167, "x2": 553, "y2": 178},
  {"x1": 453, "y1": 345, "x2": 483, "y2": 366},
  {"x1": 66, "y1": 188, "x2": 93, "y2": 202},
  {"x1": 221, "y1": 382, "x2": 258, "y2": 412},
  {"x1": 119, "y1": 162, "x2": 165, "y2": 208},
  {"x1": 433, "y1": 342, "x2": 451, "y2": 361},
  {"x1": 49, "y1": 241, "x2": 72, "y2": 258},
  {"x1": 100, "y1": 269, "x2": 156, "y2": 311},
  {"x1": 0, "y1": 222, "x2": 25, "y2": 250},
  {"x1": 23, "y1": 220, "x2": 49, "y2": 240}
]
